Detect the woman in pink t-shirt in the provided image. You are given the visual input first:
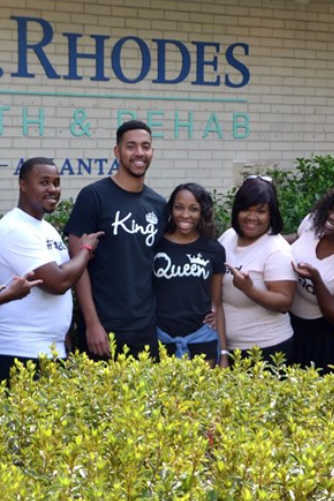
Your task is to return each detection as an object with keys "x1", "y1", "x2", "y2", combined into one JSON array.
[{"x1": 219, "y1": 176, "x2": 297, "y2": 364}]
